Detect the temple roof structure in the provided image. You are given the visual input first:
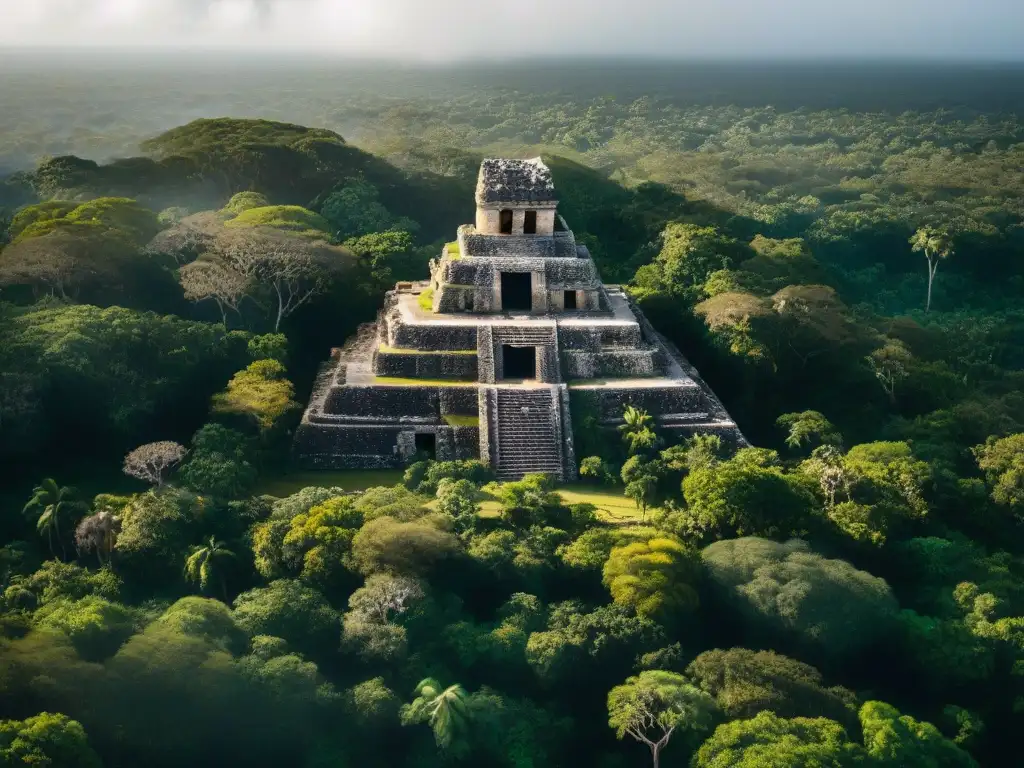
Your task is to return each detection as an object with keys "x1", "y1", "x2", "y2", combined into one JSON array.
[{"x1": 475, "y1": 157, "x2": 557, "y2": 205}]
